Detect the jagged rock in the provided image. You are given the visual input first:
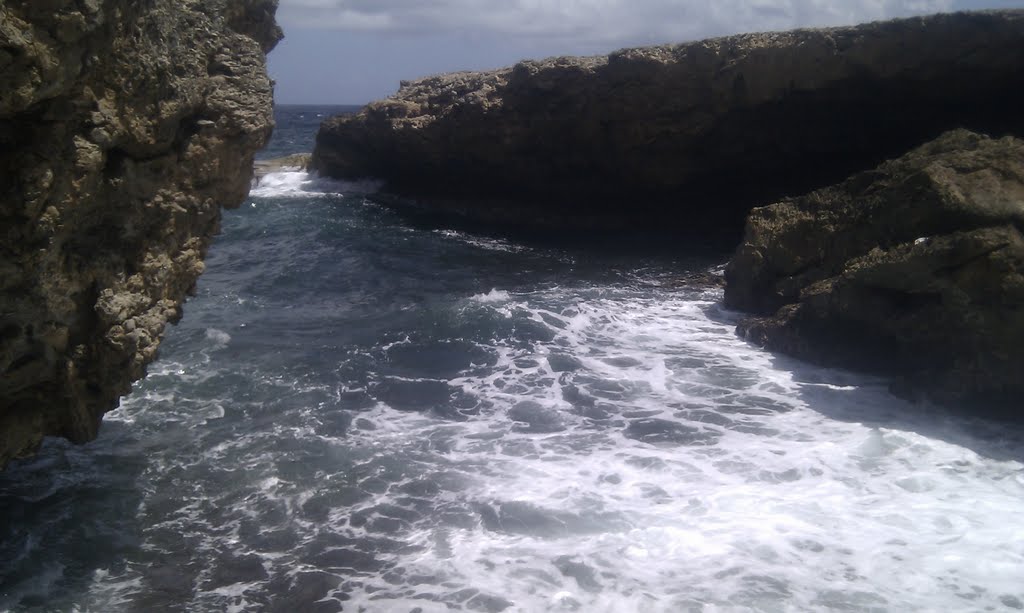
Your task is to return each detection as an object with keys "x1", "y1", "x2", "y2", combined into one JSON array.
[
  {"x1": 724, "y1": 130, "x2": 1024, "y2": 411},
  {"x1": 0, "y1": 0, "x2": 281, "y2": 468},
  {"x1": 313, "y1": 11, "x2": 1024, "y2": 238}
]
